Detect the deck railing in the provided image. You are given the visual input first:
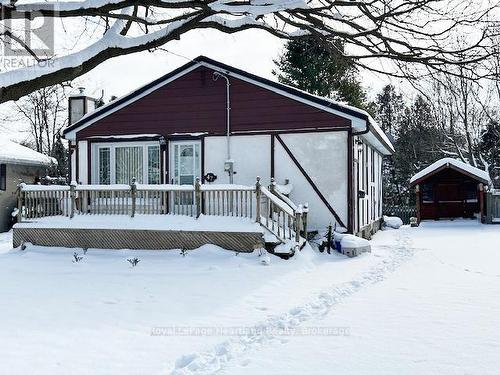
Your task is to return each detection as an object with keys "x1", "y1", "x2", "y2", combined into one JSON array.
[{"x1": 17, "y1": 177, "x2": 308, "y2": 249}]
